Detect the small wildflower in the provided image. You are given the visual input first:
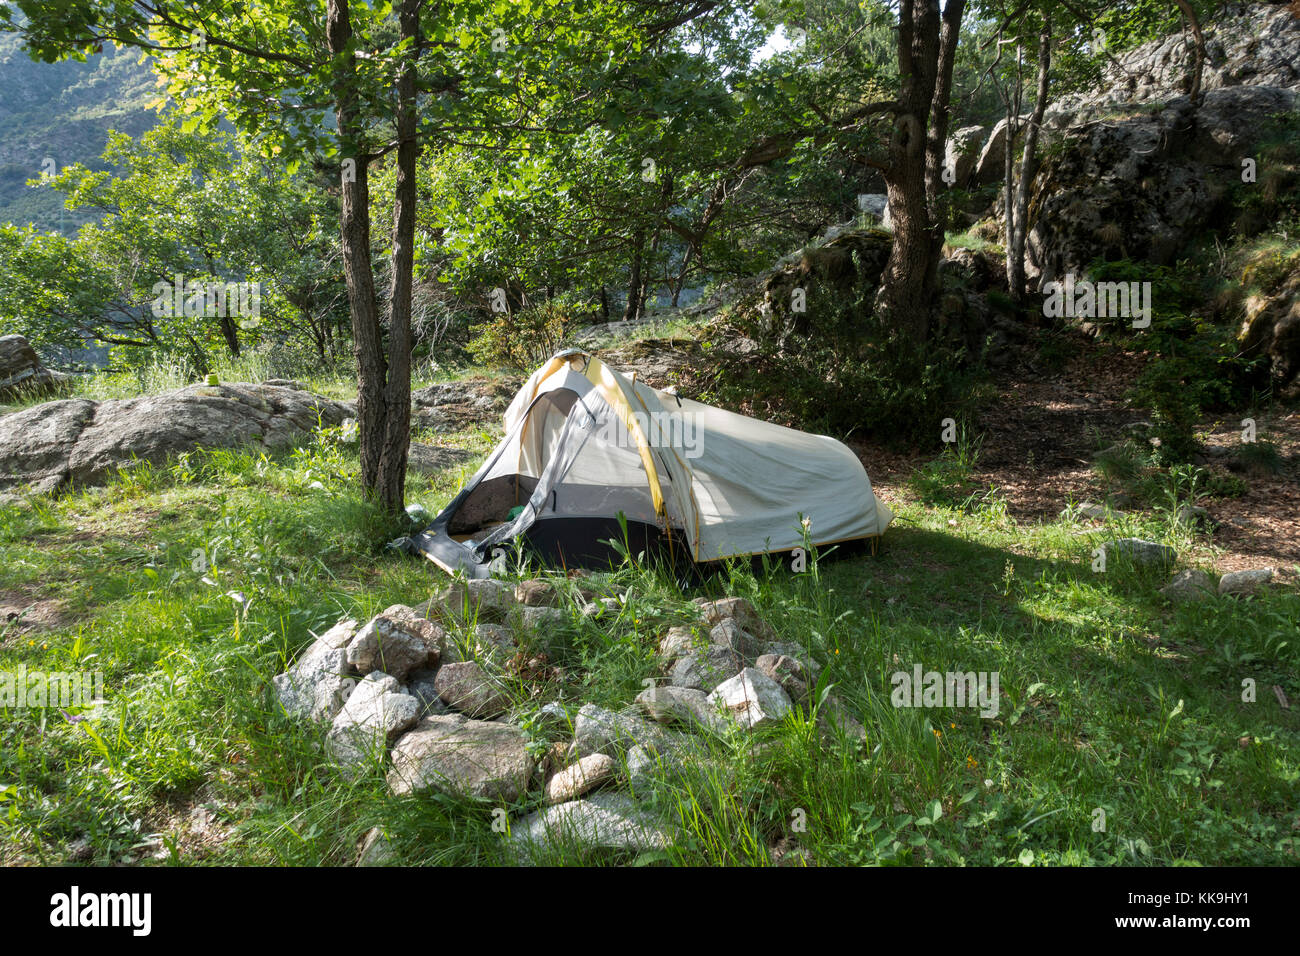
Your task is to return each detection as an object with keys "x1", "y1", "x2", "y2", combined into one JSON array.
[
  {"x1": 966, "y1": 756, "x2": 978, "y2": 769},
  {"x1": 932, "y1": 728, "x2": 942, "y2": 739},
  {"x1": 949, "y1": 722, "x2": 955, "y2": 729}
]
